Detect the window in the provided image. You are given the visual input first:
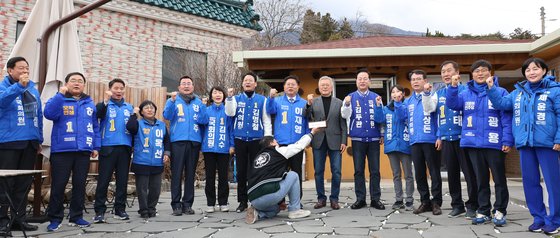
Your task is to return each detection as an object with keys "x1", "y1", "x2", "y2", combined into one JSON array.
[
  {"x1": 15, "y1": 21, "x2": 25, "y2": 42},
  {"x1": 162, "y1": 46, "x2": 207, "y2": 95}
]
